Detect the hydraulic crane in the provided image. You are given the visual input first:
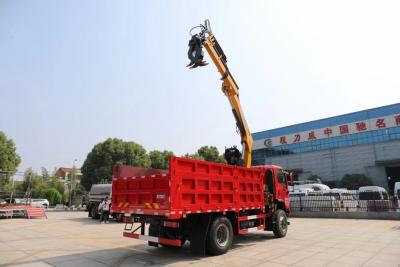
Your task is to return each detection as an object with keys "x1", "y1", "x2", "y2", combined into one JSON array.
[{"x1": 187, "y1": 20, "x2": 253, "y2": 167}]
